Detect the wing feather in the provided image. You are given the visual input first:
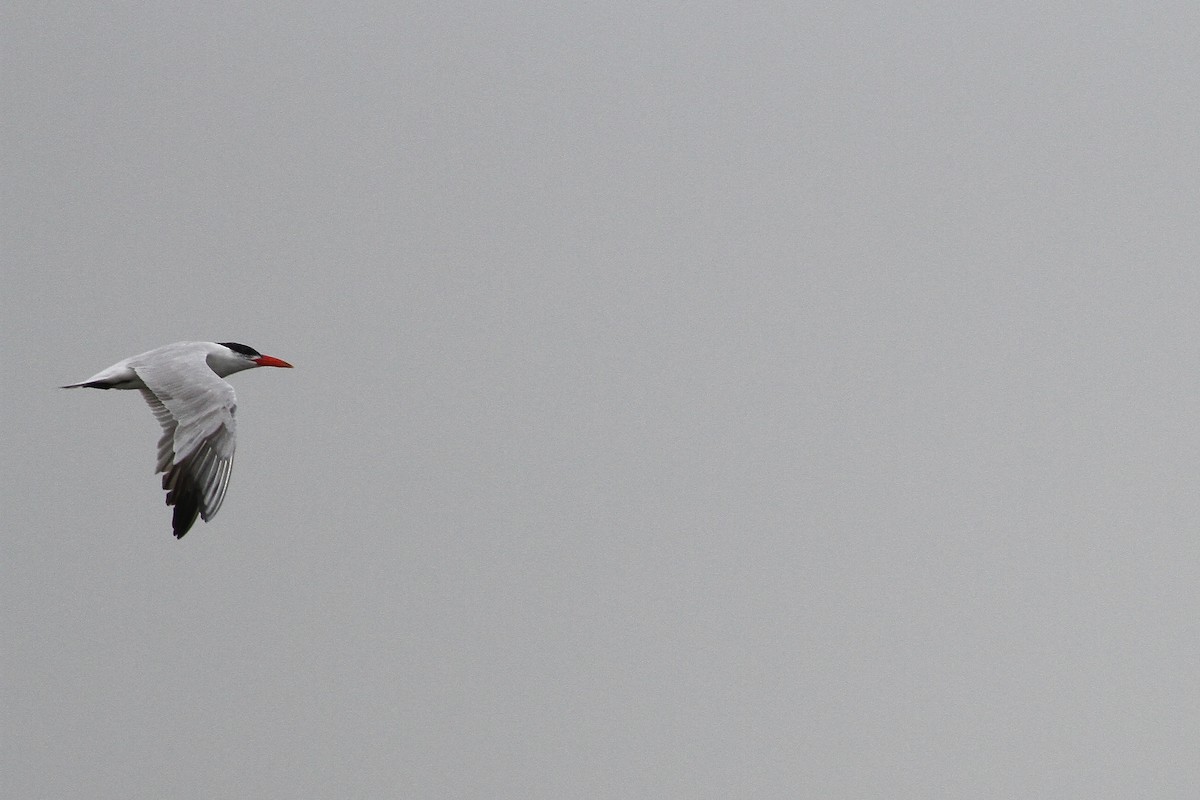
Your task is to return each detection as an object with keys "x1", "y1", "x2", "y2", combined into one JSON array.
[{"x1": 134, "y1": 347, "x2": 237, "y2": 538}]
